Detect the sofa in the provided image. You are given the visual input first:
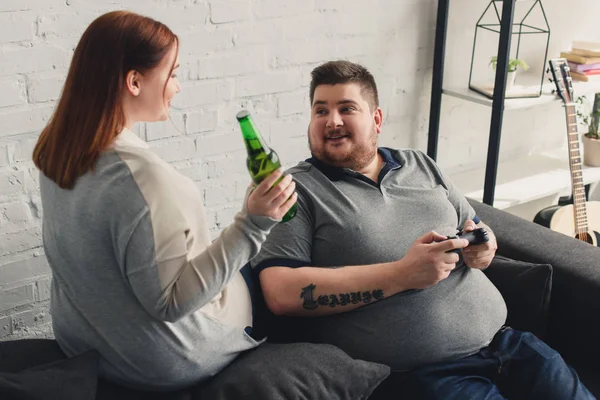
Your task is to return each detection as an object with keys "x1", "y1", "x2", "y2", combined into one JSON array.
[
  {"x1": 469, "y1": 198, "x2": 600, "y2": 396},
  {"x1": 1, "y1": 198, "x2": 599, "y2": 399}
]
